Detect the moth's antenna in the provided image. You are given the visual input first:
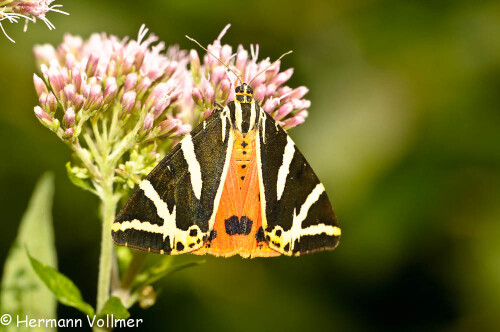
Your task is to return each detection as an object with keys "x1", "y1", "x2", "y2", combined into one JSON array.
[
  {"x1": 186, "y1": 35, "x2": 244, "y2": 86},
  {"x1": 248, "y1": 50, "x2": 293, "y2": 86}
]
